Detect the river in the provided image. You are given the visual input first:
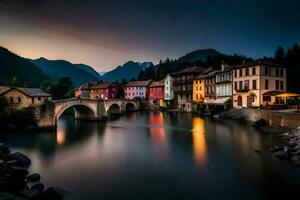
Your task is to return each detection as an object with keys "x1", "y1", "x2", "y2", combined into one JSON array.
[{"x1": 1, "y1": 111, "x2": 300, "y2": 200}]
